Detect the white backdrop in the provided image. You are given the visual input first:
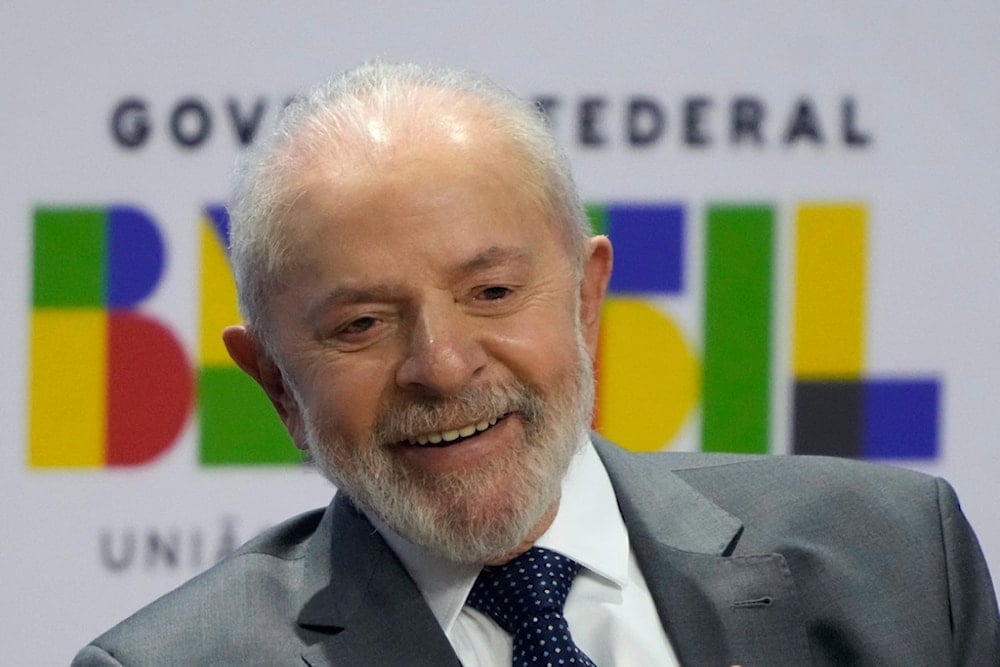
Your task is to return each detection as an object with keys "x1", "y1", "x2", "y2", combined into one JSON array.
[{"x1": 3, "y1": 3, "x2": 998, "y2": 663}]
